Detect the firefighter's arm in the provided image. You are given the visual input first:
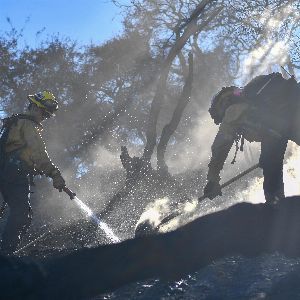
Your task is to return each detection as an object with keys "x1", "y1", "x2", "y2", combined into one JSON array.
[
  {"x1": 22, "y1": 121, "x2": 65, "y2": 190},
  {"x1": 207, "y1": 122, "x2": 236, "y2": 182},
  {"x1": 204, "y1": 105, "x2": 242, "y2": 199},
  {"x1": 207, "y1": 103, "x2": 247, "y2": 182}
]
